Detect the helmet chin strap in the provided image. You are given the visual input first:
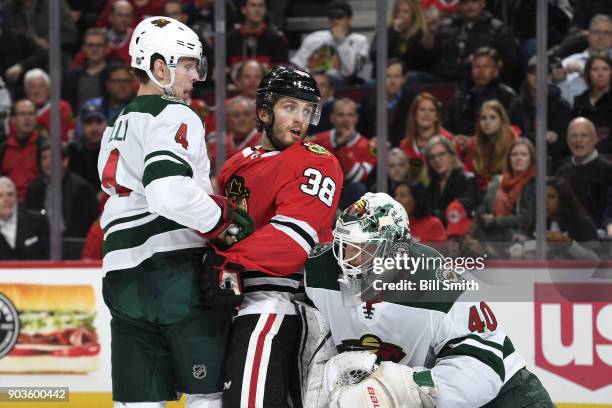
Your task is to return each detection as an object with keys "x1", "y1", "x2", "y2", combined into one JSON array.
[{"x1": 146, "y1": 66, "x2": 176, "y2": 97}]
